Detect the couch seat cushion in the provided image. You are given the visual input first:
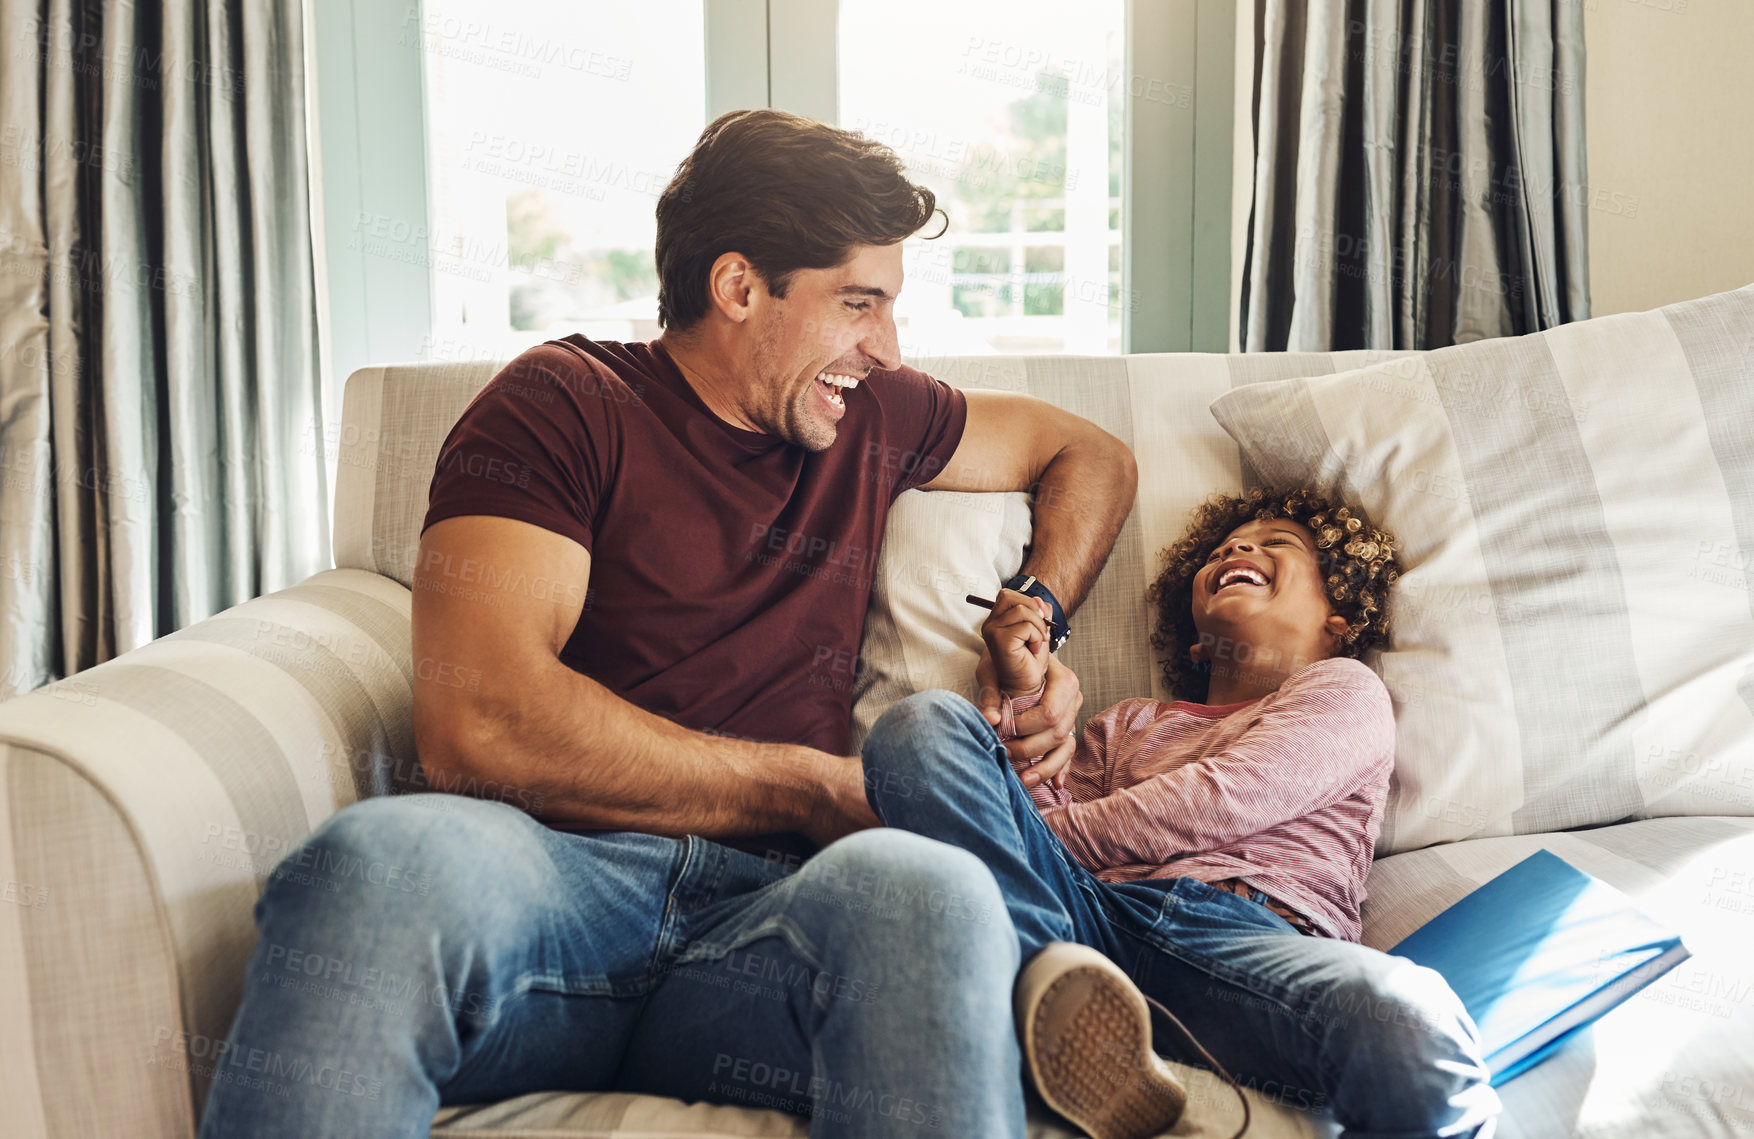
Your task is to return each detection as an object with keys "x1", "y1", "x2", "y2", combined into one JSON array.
[{"x1": 433, "y1": 816, "x2": 1754, "y2": 1139}]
